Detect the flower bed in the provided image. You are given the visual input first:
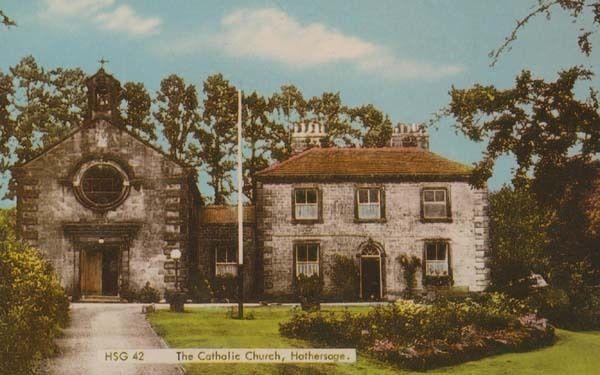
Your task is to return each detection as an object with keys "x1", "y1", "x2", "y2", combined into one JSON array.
[{"x1": 279, "y1": 294, "x2": 555, "y2": 370}]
